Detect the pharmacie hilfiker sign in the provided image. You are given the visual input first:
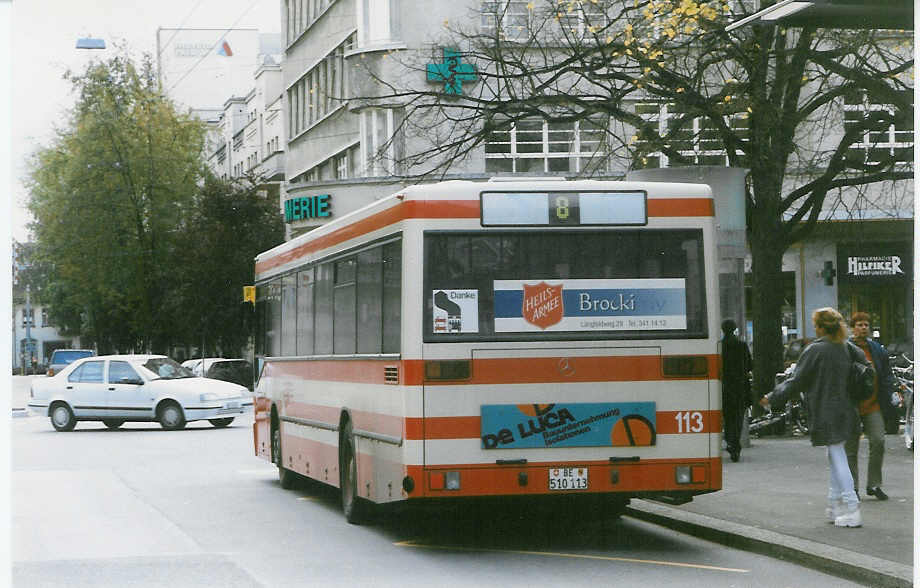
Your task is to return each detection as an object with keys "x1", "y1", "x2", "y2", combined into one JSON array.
[{"x1": 846, "y1": 255, "x2": 905, "y2": 277}]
